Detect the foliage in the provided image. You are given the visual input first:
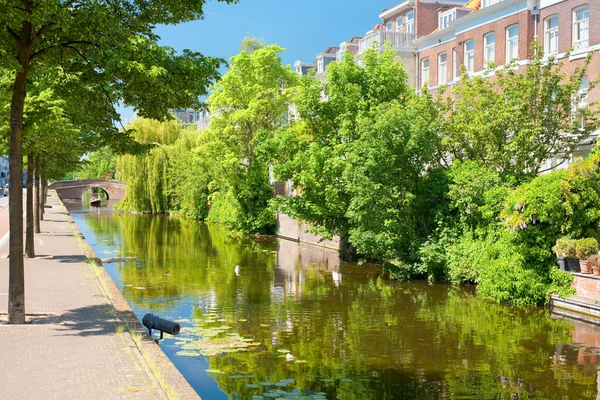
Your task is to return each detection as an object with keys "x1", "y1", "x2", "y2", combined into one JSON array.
[
  {"x1": 201, "y1": 41, "x2": 298, "y2": 233},
  {"x1": 440, "y1": 44, "x2": 599, "y2": 179},
  {"x1": 274, "y1": 46, "x2": 426, "y2": 248},
  {"x1": 576, "y1": 238, "x2": 599, "y2": 259},
  {"x1": 552, "y1": 237, "x2": 577, "y2": 258},
  {"x1": 72, "y1": 147, "x2": 116, "y2": 180},
  {"x1": 116, "y1": 118, "x2": 188, "y2": 213}
]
